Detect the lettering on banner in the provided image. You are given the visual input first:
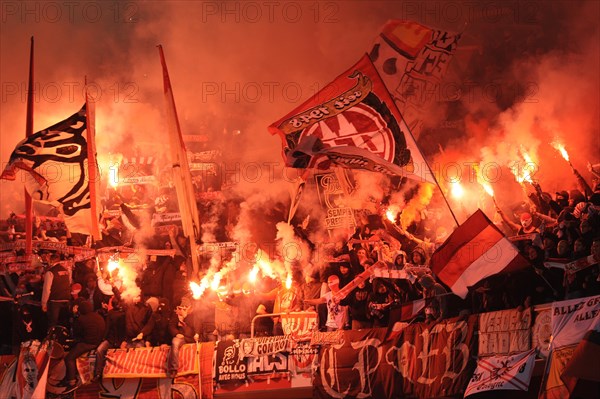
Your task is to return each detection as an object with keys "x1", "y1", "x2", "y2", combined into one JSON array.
[
  {"x1": 290, "y1": 343, "x2": 319, "y2": 372},
  {"x1": 350, "y1": 338, "x2": 382, "y2": 398},
  {"x1": 319, "y1": 341, "x2": 351, "y2": 398},
  {"x1": 216, "y1": 341, "x2": 246, "y2": 382},
  {"x1": 384, "y1": 320, "x2": 472, "y2": 390},
  {"x1": 239, "y1": 336, "x2": 290, "y2": 359},
  {"x1": 246, "y1": 353, "x2": 288, "y2": 375},
  {"x1": 281, "y1": 312, "x2": 318, "y2": 341},
  {"x1": 479, "y1": 308, "x2": 531, "y2": 356},
  {"x1": 315, "y1": 173, "x2": 355, "y2": 231}
]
